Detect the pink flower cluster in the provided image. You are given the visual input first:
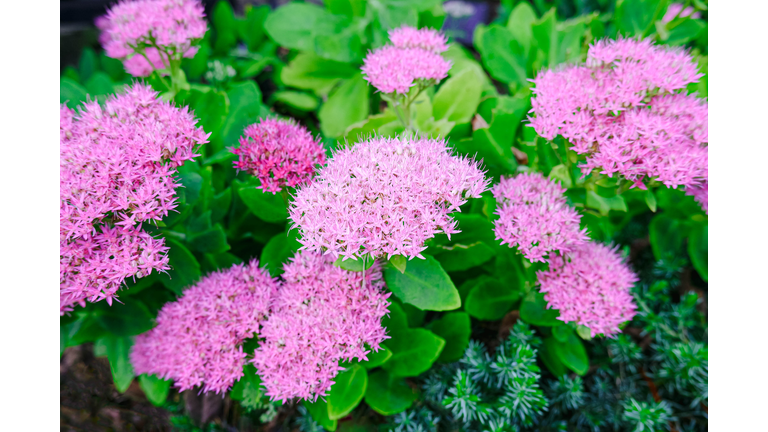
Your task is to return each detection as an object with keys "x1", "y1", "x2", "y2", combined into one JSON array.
[
  {"x1": 231, "y1": 118, "x2": 326, "y2": 193},
  {"x1": 289, "y1": 135, "x2": 489, "y2": 260},
  {"x1": 537, "y1": 242, "x2": 638, "y2": 337},
  {"x1": 492, "y1": 173, "x2": 588, "y2": 262},
  {"x1": 60, "y1": 83, "x2": 209, "y2": 314},
  {"x1": 252, "y1": 252, "x2": 391, "y2": 402},
  {"x1": 662, "y1": 3, "x2": 701, "y2": 23},
  {"x1": 98, "y1": 0, "x2": 207, "y2": 77},
  {"x1": 362, "y1": 26, "x2": 451, "y2": 94},
  {"x1": 529, "y1": 38, "x2": 708, "y2": 195},
  {"x1": 131, "y1": 260, "x2": 278, "y2": 394}
]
